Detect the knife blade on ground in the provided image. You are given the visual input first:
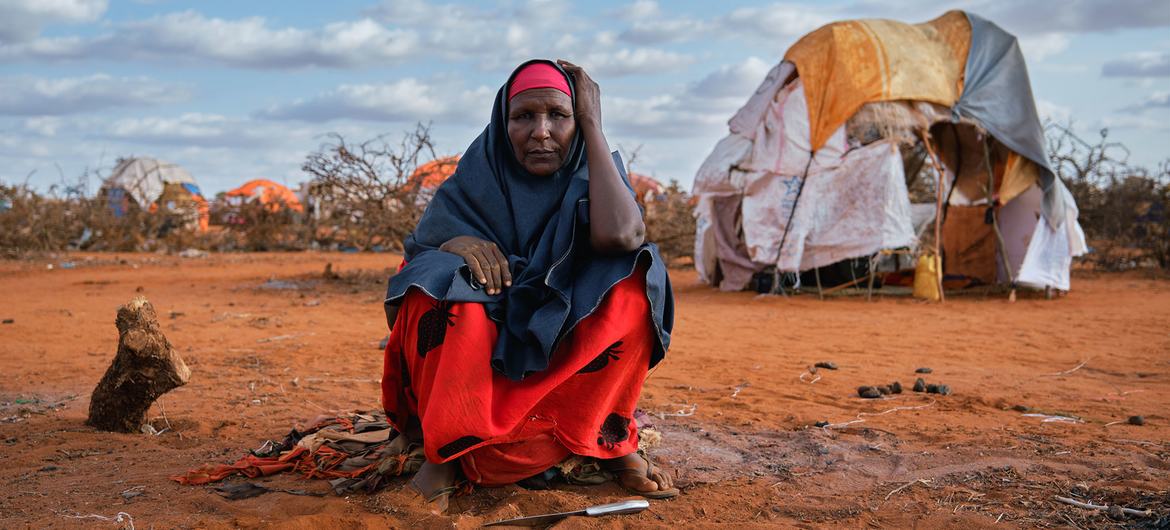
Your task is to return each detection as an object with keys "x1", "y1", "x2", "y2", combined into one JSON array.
[{"x1": 483, "y1": 499, "x2": 650, "y2": 527}]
